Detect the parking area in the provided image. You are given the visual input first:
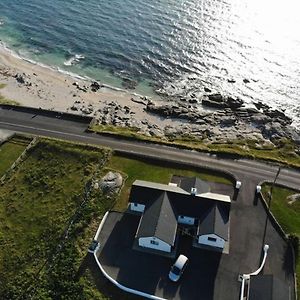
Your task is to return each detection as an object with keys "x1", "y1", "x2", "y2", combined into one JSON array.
[{"x1": 95, "y1": 179, "x2": 295, "y2": 300}]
